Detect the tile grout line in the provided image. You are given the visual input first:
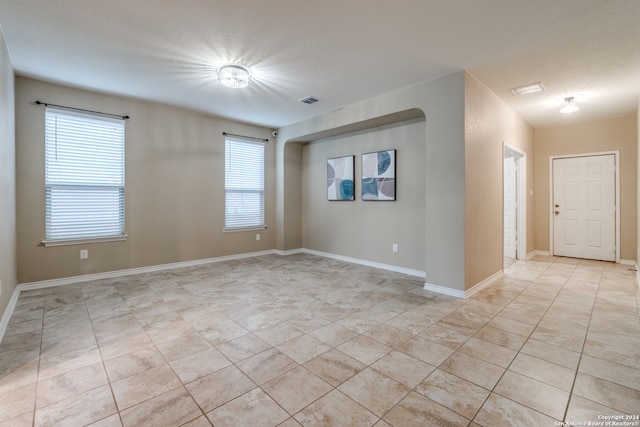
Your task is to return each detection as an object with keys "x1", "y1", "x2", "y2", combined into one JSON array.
[
  {"x1": 138, "y1": 279, "x2": 209, "y2": 426},
  {"x1": 361, "y1": 260, "x2": 551, "y2": 425},
  {"x1": 560, "y1": 261, "x2": 605, "y2": 423},
  {"x1": 127, "y1": 276, "x2": 217, "y2": 426},
  {"x1": 369, "y1": 259, "x2": 556, "y2": 425},
  {"x1": 560, "y1": 262, "x2": 640, "y2": 418},
  {"x1": 471, "y1": 257, "x2": 580, "y2": 424},
  {"x1": 6, "y1": 254, "x2": 636, "y2": 427},
  {"x1": 465, "y1": 264, "x2": 545, "y2": 426},
  {"x1": 85, "y1": 282, "x2": 126, "y2": 427},
  {"x1": 31, "y1": 294, "x2": 46, "y2": 427}
]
